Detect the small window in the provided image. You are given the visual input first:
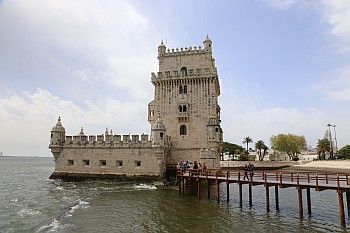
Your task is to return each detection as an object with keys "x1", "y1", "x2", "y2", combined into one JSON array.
[
  {"x1": 51, "y1": 134, "x2": 53, "y2": 138},
  {"x1": 179, "y1": 105, "x2": 187, "y2": 112},
  {"x1": 179, "y1": 86, "x2": 183, "y2": 94},
  {"x1": 83, "y1": 159, "x2": 90, "y2": 166},
  {"x1": 67, "y1": 160, "x2": 74, "y2": 166},
  {"x1": 173, "y1": 71, "x2": 178, "y2": 76},
  {"x1": 165, "y1": 71, "x2": 170, "y2": 77},
  {"x1": 180, "y1": 67, "x2": 187, "y2": 76},
  {"x1": 99, "y1": 160, "x2": 107, "y2": 166},
  {"x1": 180, "y1": 125, "x2": 187, "y2": 135},
  {"x1": 134, "y1": 161, "x2": 141, "y2": 167},
  {"x1": 183, "y1": 85, "x2": 187, "y2": 94},
  {"x1": 116, "y1": 160, "x2": 123, "y2": 167},
  {"x1": 216, "y1": 128, "x2": 219, "y2": 132},
  {"x1": 160, "y1": 132, "x2": 164, "y2": 138}
]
